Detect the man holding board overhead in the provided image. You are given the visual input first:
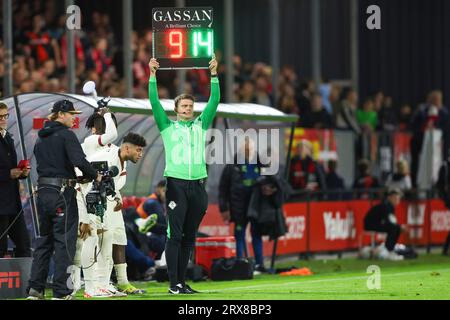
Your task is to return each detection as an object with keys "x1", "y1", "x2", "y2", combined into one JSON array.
[{"x1": 148, "y1": 55, "x2": 219, "y2": 294}]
